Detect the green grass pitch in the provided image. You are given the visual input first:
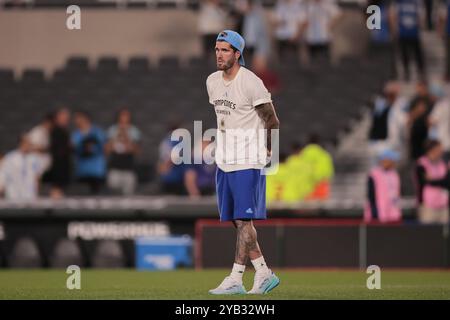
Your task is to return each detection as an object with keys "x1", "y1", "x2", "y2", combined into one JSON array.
[{"x1": 0, "y1": 269, "x2": 449, "y2": 299}]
